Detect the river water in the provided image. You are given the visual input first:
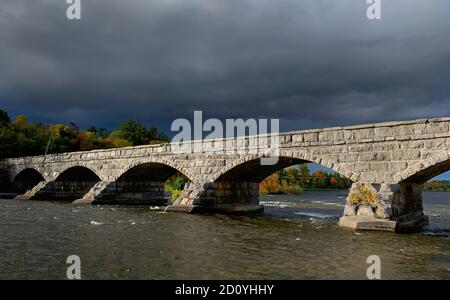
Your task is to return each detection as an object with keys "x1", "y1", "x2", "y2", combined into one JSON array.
[{"x1": 0, "y1": 191, "x2": 449, "y2": 279}]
